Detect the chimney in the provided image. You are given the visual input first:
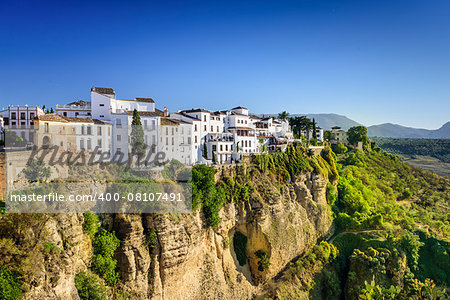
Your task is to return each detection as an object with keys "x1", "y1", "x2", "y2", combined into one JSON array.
[{"x1": 164, "y1": 106, "x2": 169, "y2": 117}]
